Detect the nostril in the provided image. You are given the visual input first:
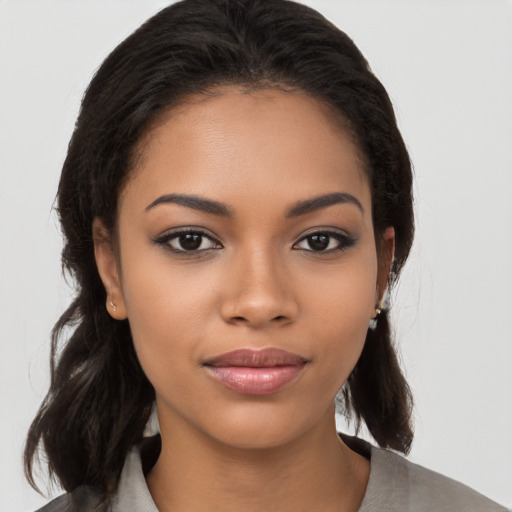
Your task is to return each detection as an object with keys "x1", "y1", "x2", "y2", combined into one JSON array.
[{"x1": 229, "y1": 314, "x2": 287, "y2": 324}]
